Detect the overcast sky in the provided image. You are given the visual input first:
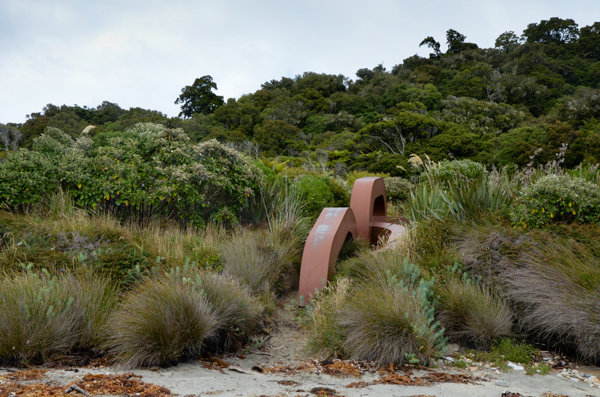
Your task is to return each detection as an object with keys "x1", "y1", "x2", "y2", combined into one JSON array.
[{"x1": 1, "y1": 0, "x2": 598, "y2": 124}]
